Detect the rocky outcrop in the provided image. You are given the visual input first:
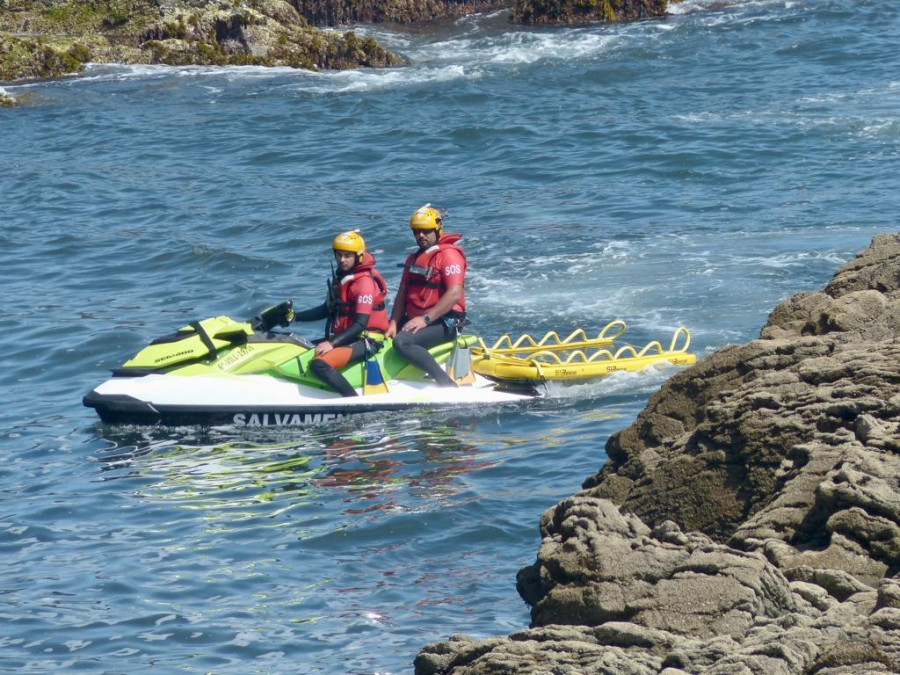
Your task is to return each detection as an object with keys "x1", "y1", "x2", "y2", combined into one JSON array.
[
  {"x1": 0, "y1": 0, "x2": 682, "y2": 86},
  {"x1": 587, "y1": 233, "x2": 900, "y2": 584},
  {"x1": 416, "y1": 233, "x2": 900, "y2": 674},
  {"x1": 0, "y1": 30, "x2": 91, "y2": 81},
  {"x1": 292, "y1": 0, "x2": 509, "y2": 27},
  {"x1": 0, "y1": 0, "x2": 404, "y2": 83},
  {"x1": 282, "y1": 0, "x2": 671, "y2": 27},
  {"x1": 510, "y1": 0, "x2": 668, "y2": 26}
]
